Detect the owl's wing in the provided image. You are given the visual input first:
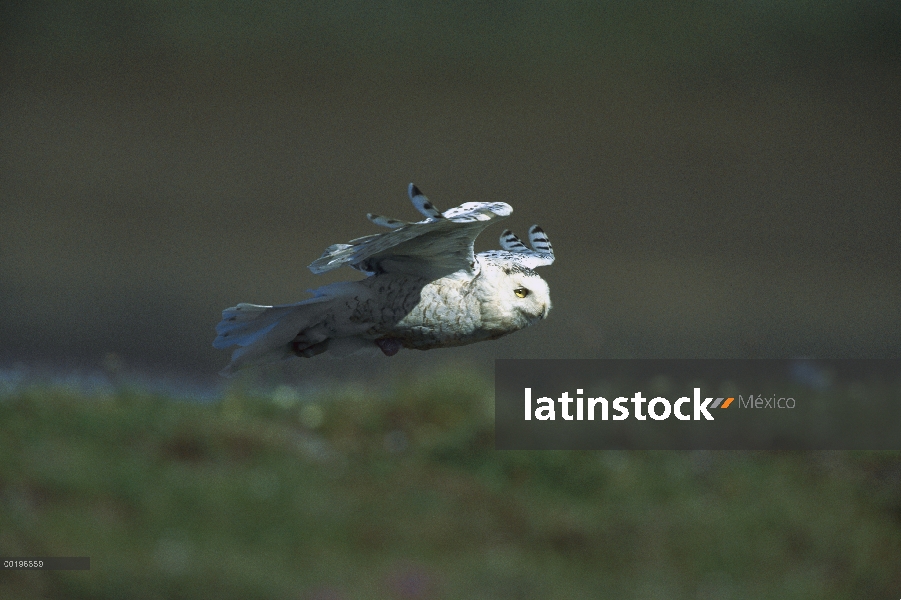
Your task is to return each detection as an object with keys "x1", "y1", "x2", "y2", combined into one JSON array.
[
  {"x1": 308, "y1": 184, "x2": 512, "y2": 278},
  {"x1": 477, "y1": 225, "x2": 555, "y2": 269}
]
